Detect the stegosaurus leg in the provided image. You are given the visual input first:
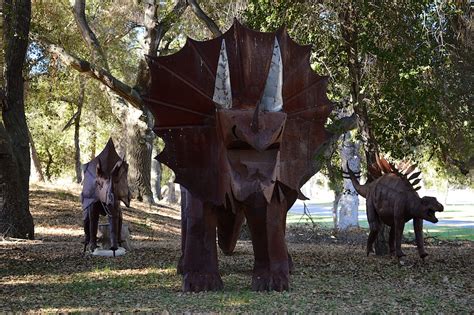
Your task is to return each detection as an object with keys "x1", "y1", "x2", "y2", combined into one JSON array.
[{"x1": 366, "y1": 201, "x2": 379, "y2": 256}]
